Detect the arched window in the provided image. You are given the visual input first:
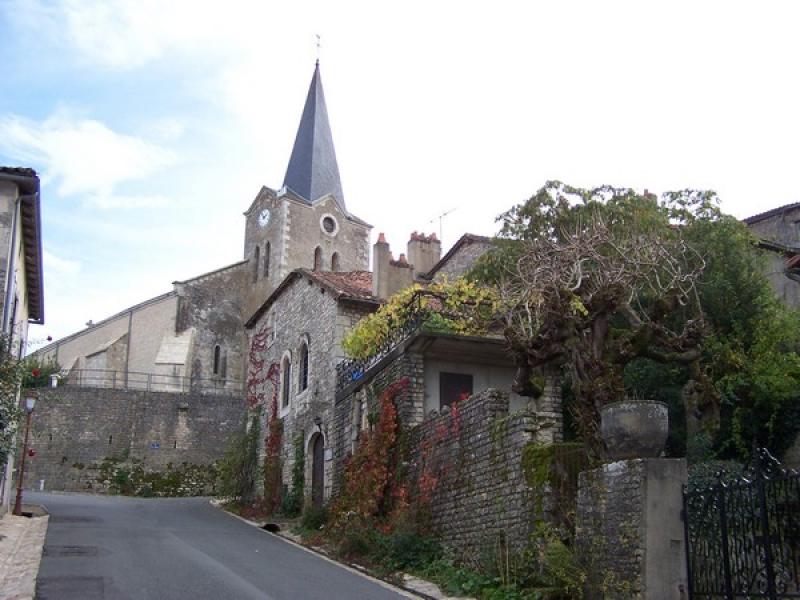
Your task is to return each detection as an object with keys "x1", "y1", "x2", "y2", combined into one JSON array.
[
  {"x1": 313, "y1": 246, "x2": 322, "y2": 270},
  {"x1": 213, "y1": 345, "x2": 221, "y2": 375},
  {"x1": 298, "y1": 341, "x2": 309, "y2": 392},
  {"x1": 264, "y1": 241, "x2": 271, "y2": 278},
  {"x1": 253, "y1": 245, "x2": 260, "y2": 282},
  {"x1": 331, "y1": 252, "x2": 340, "y2": 271},
  {"x1": 281, "y1": 356, "x2": 292, "y2": 408}
]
